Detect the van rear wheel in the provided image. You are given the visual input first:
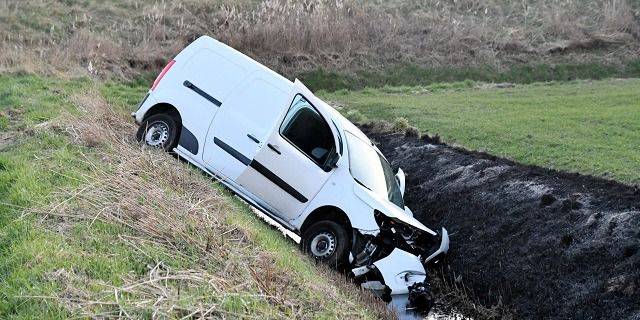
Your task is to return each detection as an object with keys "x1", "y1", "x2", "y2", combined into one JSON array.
[
  {"x1": 301, "y1": 220, "x2": 349, "y2": 269},
  {"x1": 136, "y1": 114, "x2": 179, "y2": 151}
]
